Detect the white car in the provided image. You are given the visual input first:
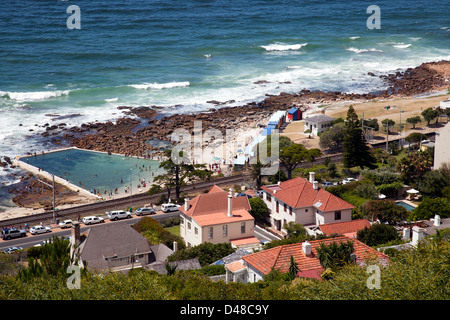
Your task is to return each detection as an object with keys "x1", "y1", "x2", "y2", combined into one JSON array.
[
  {"x1": 135, "y1": 207, "x2": 156, "y2": 216},
  {"x1": 4, "y1": 246, "x2": 23, "y2": 254},
  {"x1": 322, "y1": 181, "x2": 334, "y2": 187},
  {"x1": 342, "y1": 178, "x2": 357, "y2": 185},
  {"x1": 107, "y1": 210, "x2": 132, "y2": 221},
  {"x1": 161, "y1": 203, "x2": 180, "y2": 213},
  {"x1": 58, "y1": 220, "x2": 73, "y2": 229},
  {"x1": 30, "y1": 225, "x2": 51, "y2": 235},
  {"x1": 82, "y1": 216, "x2": 105, "y2": 225}
]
